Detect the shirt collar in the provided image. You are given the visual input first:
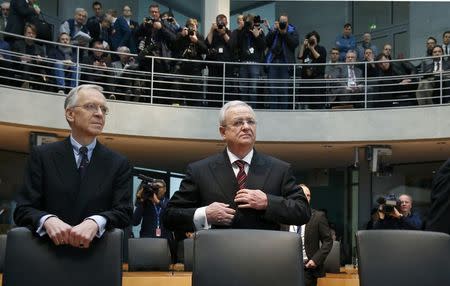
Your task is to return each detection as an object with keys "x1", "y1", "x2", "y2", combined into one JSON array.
[
  {"x1": 70, "y1": 135, "x2": 97, "y2": 154},
  {"x1": 227, "y1": 148, "x2": 253, "y2": 166}
]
